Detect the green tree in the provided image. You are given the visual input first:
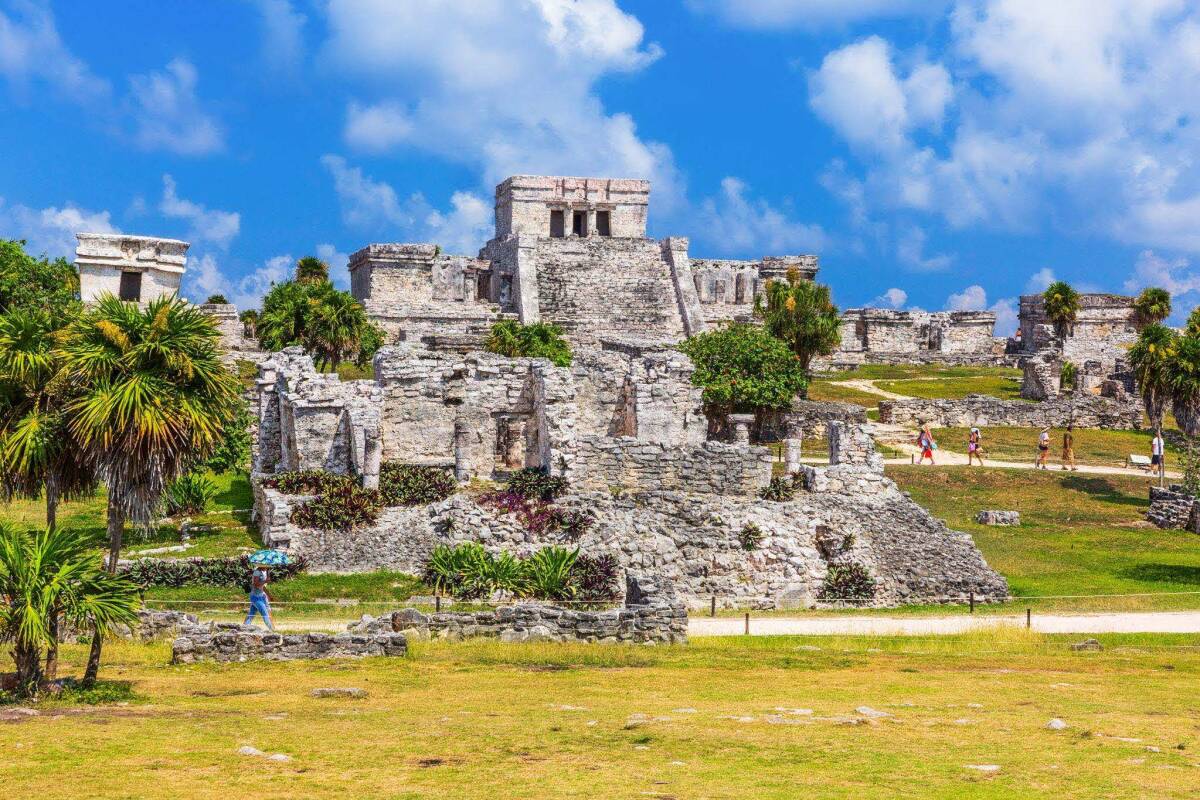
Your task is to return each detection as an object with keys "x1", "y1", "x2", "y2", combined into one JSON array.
[
  {"x1": 1042, "y1": 280, "x2": 1081, "y2": 340},
  {"x1": 0, "y1": 523, "x2": 139, "y2": 697},
  {"x1": 59, "y1": 295, "x2": 242, "y2": 684},
  {"x1": 0, "y1": 239, "x2": 79, "y2": 314},
  {"x1": 204, "y1": 294, "x2": 229, "y2": 305},
  {"x1": 258, "y1": 279, "x2": 382, "y2": 371},
  {"x1": 485, "y1": 320, "x2": 573, "y2": 367},
  {"x1": 1133, "y1": 287, "x2": 1172, "y2": 327},
  {"x1": 239, "y1": 308, "x2": 259, "y2": 339},
  {"x1": 1185, "y1": 307, "x2": 1200, "y2": 338},
  {"x1": 295, "y1": 256, "x2": 330, "y2": 284},
  {"x1": 1168, "y1": 333, "x2": 1200, "y2": 495},
  {"x1": 755, "y1": 269, "x2": 841, "y2": 396},
  {"x1": 678, "y1": 323, "x2": 807, "y2": 418},
  {"x1": 1129, "y1": 323, "x2": 1179, "y2": 486}
]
